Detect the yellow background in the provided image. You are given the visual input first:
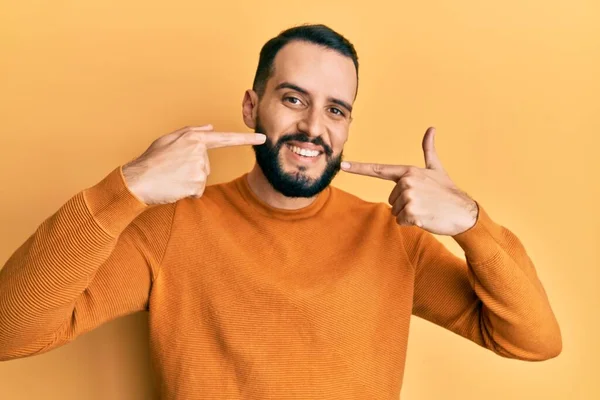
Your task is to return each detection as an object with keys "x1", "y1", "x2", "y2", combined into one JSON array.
[{"x1": 0, "y1": 0, "x2": 598, "y2": 398}]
